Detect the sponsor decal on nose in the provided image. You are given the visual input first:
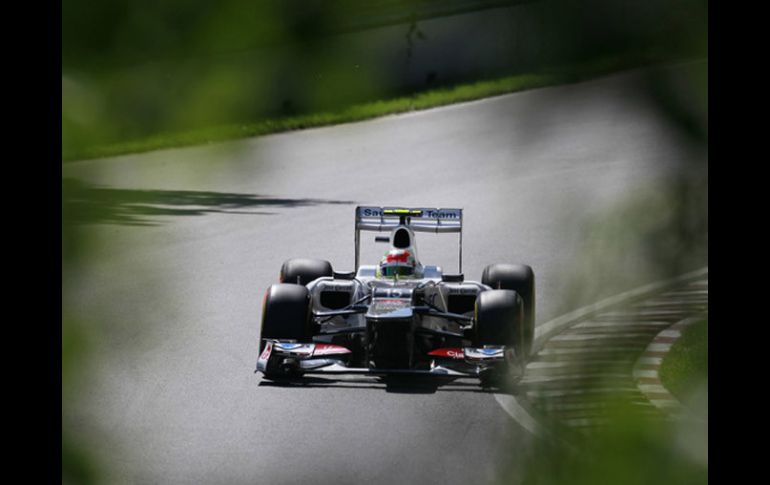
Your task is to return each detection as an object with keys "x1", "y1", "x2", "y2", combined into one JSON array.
[
  {"x1": 428, "y1": 348, "x2": 465, "y2": 360},
  {"x1": 312, "y1": 344, "x2": 352, "y2": 356}
]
